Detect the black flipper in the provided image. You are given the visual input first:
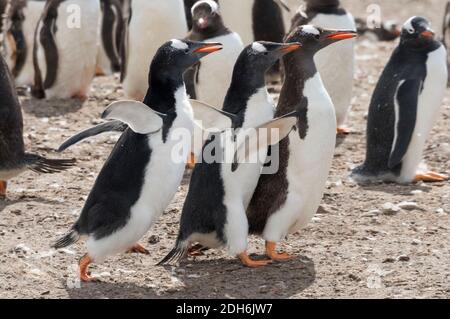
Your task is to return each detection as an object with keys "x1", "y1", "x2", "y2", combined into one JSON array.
[
  {"x1": 10, "y1": 2, "x2": 27, "y2": 78},
  {"x1": 184, "y1": 62, "x2": 199, "y2": 100},
  {"x1": 57, "y1": 120, "x2": 128, "y2": 152},
  {"x1": 24, "y1": 153, "x2": 76, "y2": 173},
  {"x1": 388, "y1": 79, "x2": 422, "y2": 169}
]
